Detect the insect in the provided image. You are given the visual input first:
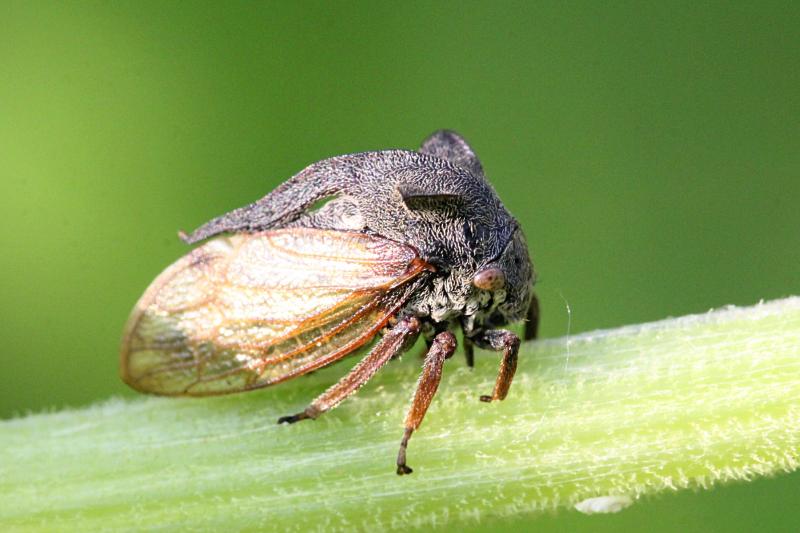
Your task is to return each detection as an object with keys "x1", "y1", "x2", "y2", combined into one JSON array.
[{"x1": 120, "y1": 130, "x2": 539, "y2": 474}]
